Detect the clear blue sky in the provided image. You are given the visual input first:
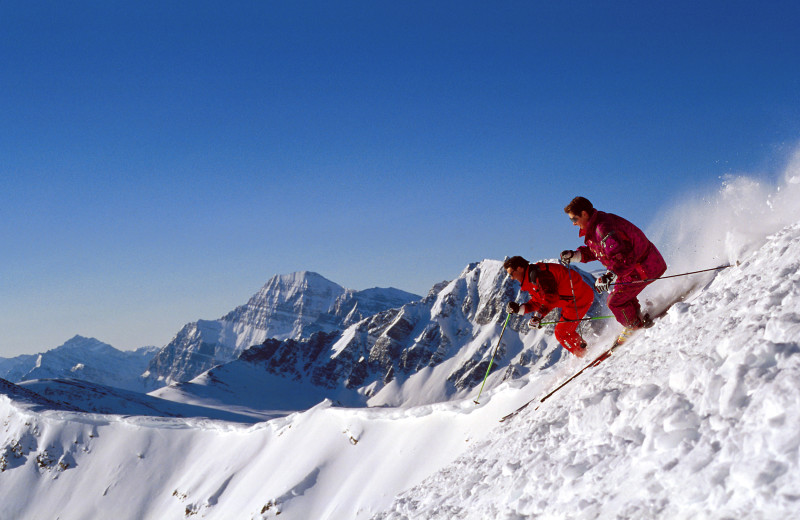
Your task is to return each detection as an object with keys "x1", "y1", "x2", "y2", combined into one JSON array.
[{"x1": 2, "y1": 1, "x2": 799, "y2": 356}]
